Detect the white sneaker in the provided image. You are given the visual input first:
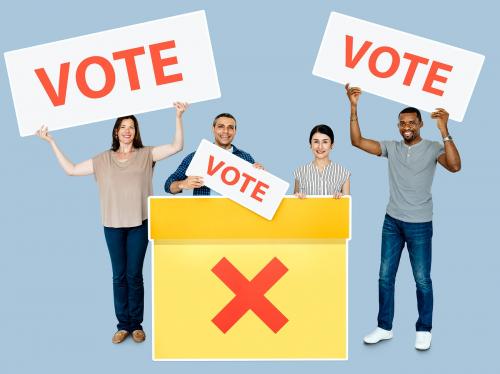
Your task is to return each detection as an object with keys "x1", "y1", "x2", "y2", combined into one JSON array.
[
  {"x1": 415, "y1": 331, "x2": 432, "y2": 350},
  {"x1": 363, "y1": 327, "x2": 393, "y2": 344}
]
